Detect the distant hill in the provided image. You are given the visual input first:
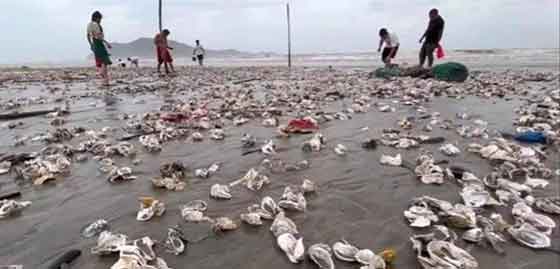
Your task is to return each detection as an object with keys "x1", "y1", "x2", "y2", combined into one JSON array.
[{"x1": 103, "y1": 38, "x2": 247, "y2": 59}]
